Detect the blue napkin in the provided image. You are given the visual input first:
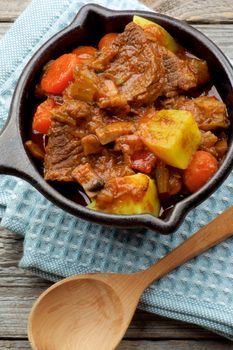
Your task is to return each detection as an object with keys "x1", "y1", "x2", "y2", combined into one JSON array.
[{"x1": 0, "y1": 0, "x2": 233, "y2": 340}]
